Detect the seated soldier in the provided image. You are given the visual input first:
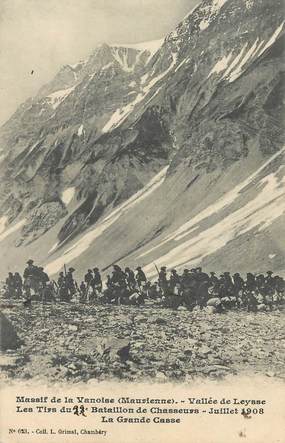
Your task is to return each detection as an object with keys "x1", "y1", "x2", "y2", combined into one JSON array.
[{"x1": 42, "y1": 282, "x2": 56, "y2": 303}]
